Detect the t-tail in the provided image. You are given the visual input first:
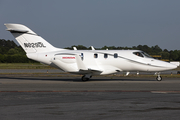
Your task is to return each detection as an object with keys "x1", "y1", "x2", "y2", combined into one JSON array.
[{"x1": 4, "y1": 24, "x2": 62, "y2": 53}]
